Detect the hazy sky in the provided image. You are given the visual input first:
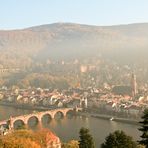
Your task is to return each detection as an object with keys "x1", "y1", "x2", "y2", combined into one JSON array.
[{"x1": 0, "y1": 0, "x2": 148, "y2": 29}]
